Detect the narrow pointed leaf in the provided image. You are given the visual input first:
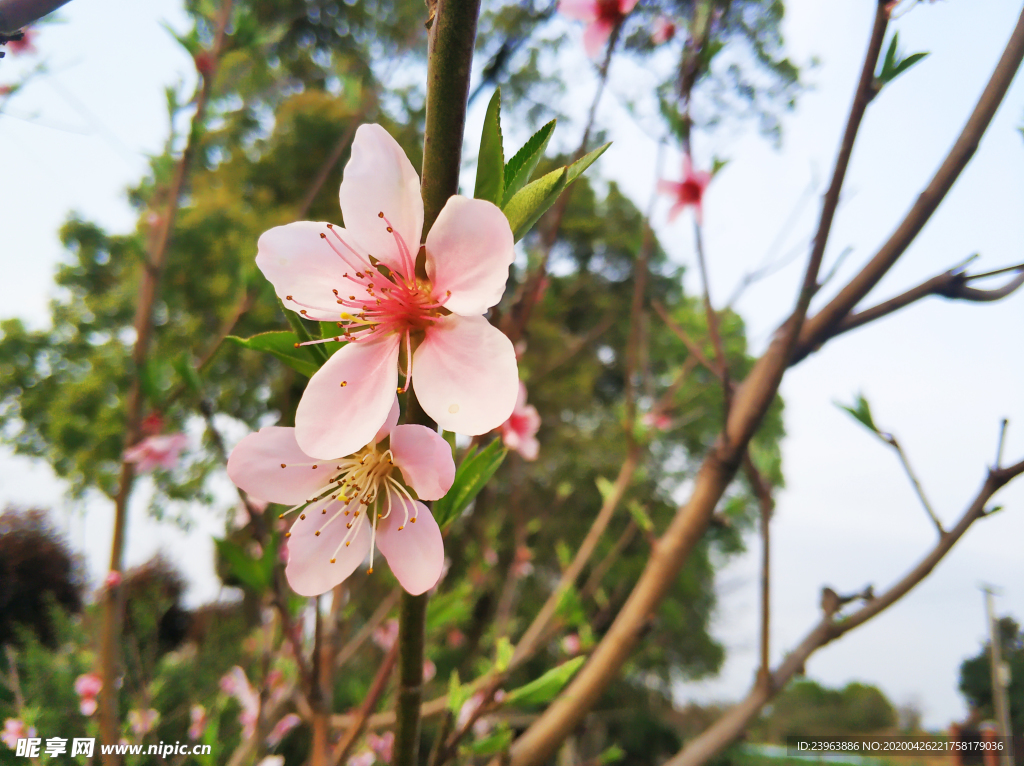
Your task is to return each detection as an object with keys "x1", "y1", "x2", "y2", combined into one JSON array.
[
  {"x1": 474, "y1": 88, "x2": 505, "y2": 206},
  {"x1": 432, "y1": 438, "x2": 507, "y2": 529},
  {"x1": 503, "y1": 119, "x2": 556, "y2": 204},
  {"x1": 836, "y1": 393, "x2": 879, "y2": 434},
  {"x1": 565, "y1": 142, "x2": 611, "y2": 185},
  {"x1": 503, "y1": 167, "x2": 568, "y2": 242},
  {"x1": 890, "y1": 51, "x2": 929, "y2": 79},
  {"x1": 226, "y1": 332, "x2": 320, "y2": 378},
  {"x1": 504, "y1": 656, "x2": 586, "y2": 706}
]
